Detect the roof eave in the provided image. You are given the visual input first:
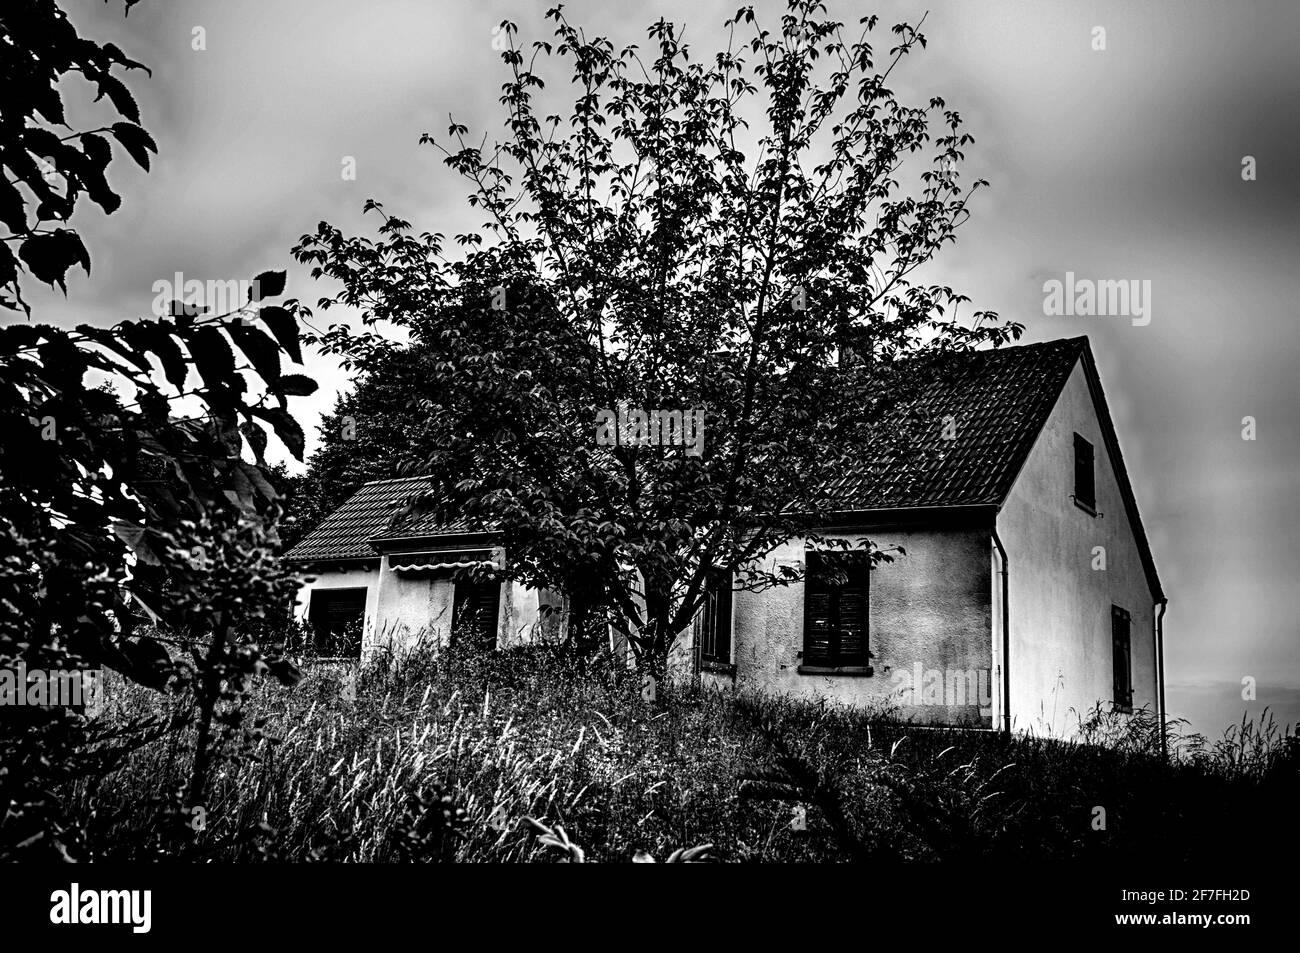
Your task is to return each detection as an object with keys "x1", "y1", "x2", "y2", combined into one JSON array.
[
  {"x1": 284, "y1": 554, "x2": 380, "y2": 570},
  {"x1": 368, "y1": 529, "x2": 496, "y2": 551},
  {"x1": 790, "y1": 503, "x2": 1000, "y2": 530}
]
